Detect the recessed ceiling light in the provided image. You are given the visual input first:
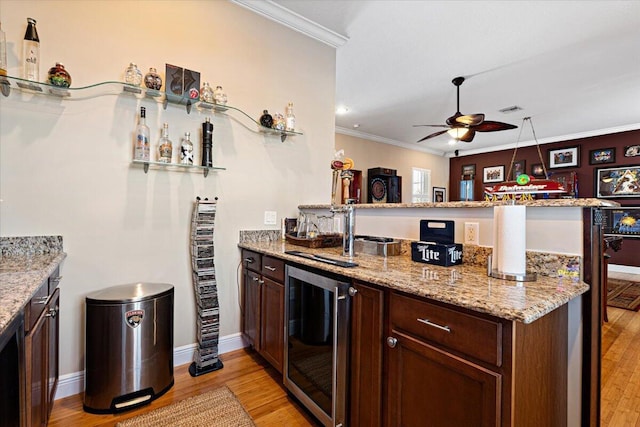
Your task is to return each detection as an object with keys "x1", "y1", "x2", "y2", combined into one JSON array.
[
  {"x1": 336, "y1": 106, "x2": 349, "y2": 115},
  {"x1": 447, "y1": 139, "x2": 458, "y2": 145},
  {"x1": 353, "y1": 124, "x2": 360, "y2": 128}
]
